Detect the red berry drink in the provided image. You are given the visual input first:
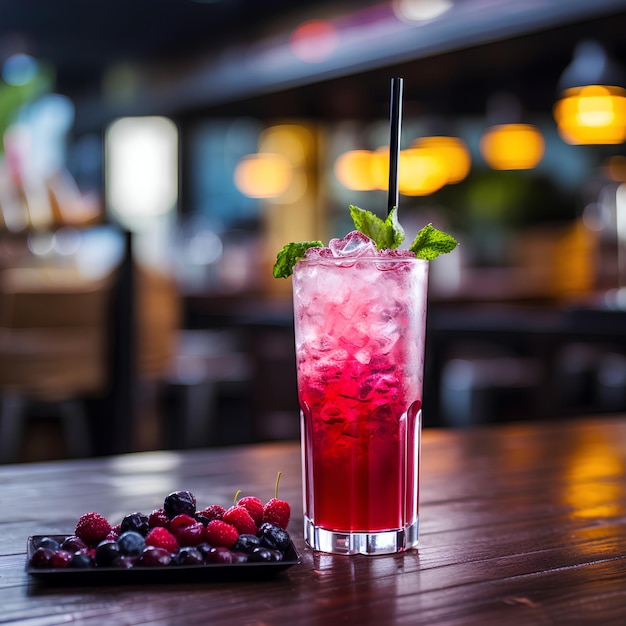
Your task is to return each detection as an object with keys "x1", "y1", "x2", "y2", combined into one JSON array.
[{"x1": 293, "y1": 232, "x2": 428, "y2": 555}]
